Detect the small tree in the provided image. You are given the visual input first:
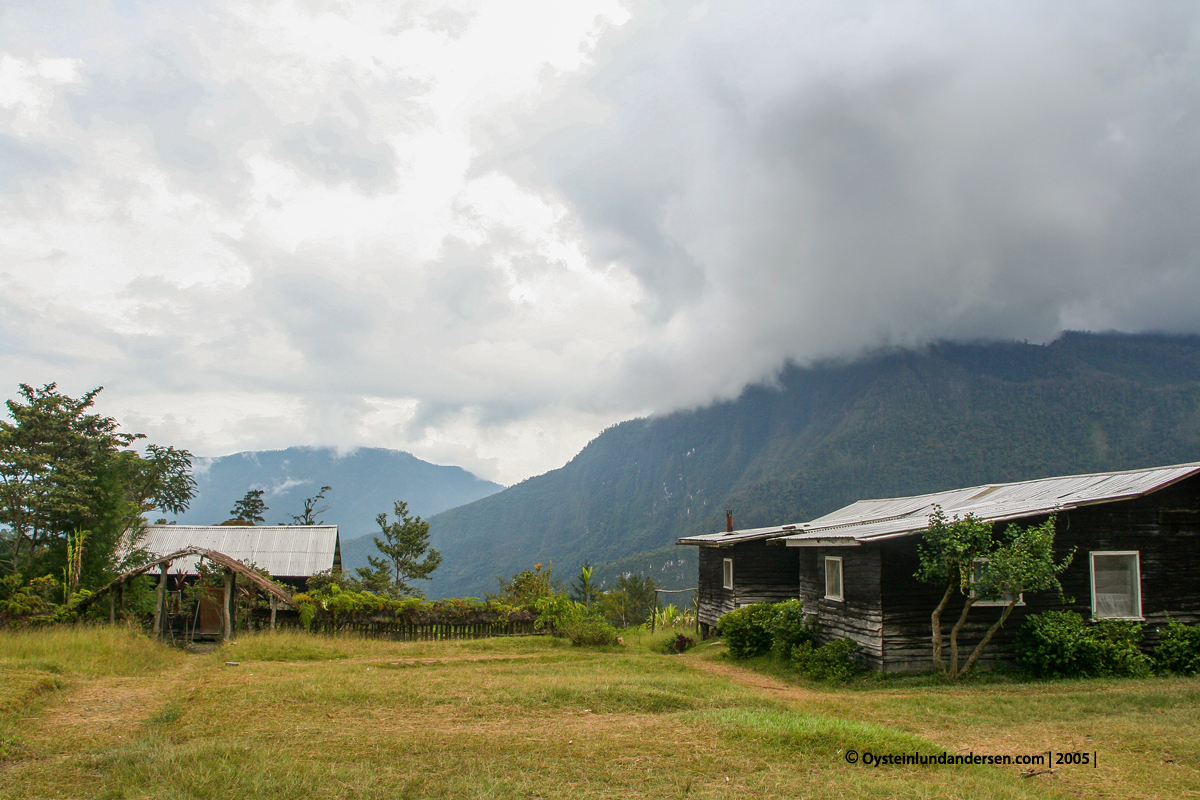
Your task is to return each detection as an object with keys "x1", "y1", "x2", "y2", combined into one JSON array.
[
  {"x1": 229, "y1": 489, "x2": 267, "y2": 524},
  {"x1": 916, "y1": 507, "x2": 1074, "y2": 679},
  {"x1": 600, "y1": 573, "x2": 658, "y2": 628},
  {"x1": 356, "y1": 500, "x2": 442, "y2": 598},
  {"x1": 287, "y1": 485, "x2": 331, "y2": 525},
  {"x1": 569, "y1": 562, "x2": 596, "y2": 608}
]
